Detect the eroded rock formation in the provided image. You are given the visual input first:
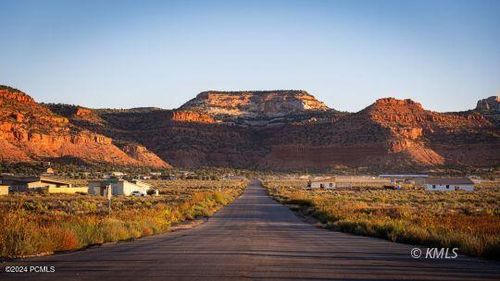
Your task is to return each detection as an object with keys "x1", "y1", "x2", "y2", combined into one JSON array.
[
  {"x1": 1, "y1": 85, "x2": 498, "y2": 171},
  {"x1": 0, "y1": 86, "x2": 170, "y2": 168},
  {"x1": 180, "y1": 90, "x2": 330, "y2": 120},
  {"x1": 170, "y1": 111, "x2": 215, "y2": 123}
]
